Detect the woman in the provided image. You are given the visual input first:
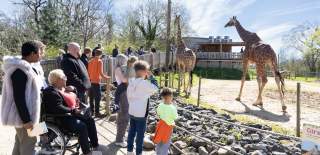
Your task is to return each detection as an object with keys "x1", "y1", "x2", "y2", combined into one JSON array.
[
  {"x1": 42, "y1": 69, "x2": 100, "y2": 155},
  {"x1": 114, "y1": 54, "x2": 131, "y2": 147}
]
